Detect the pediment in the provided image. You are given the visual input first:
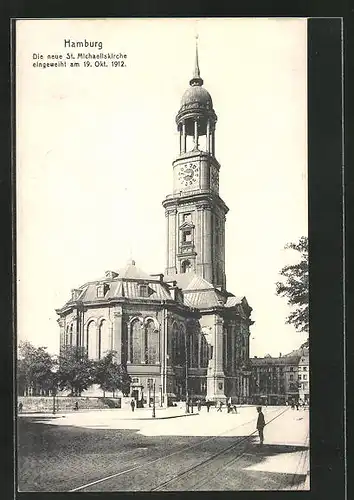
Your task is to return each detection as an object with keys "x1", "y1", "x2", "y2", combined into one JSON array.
[{"x1": 179, "y1": 221, "x2": 195, "y2": 230}]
